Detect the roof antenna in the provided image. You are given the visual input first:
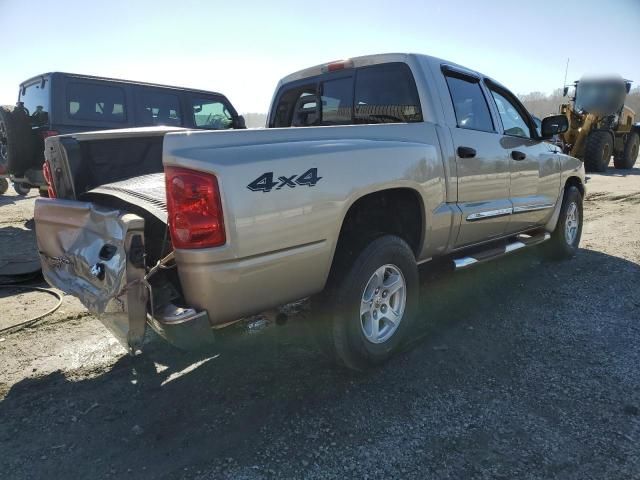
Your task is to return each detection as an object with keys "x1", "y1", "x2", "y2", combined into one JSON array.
[{"x1": 563, "y1": 57, "x2": 570, "y2": 88}]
